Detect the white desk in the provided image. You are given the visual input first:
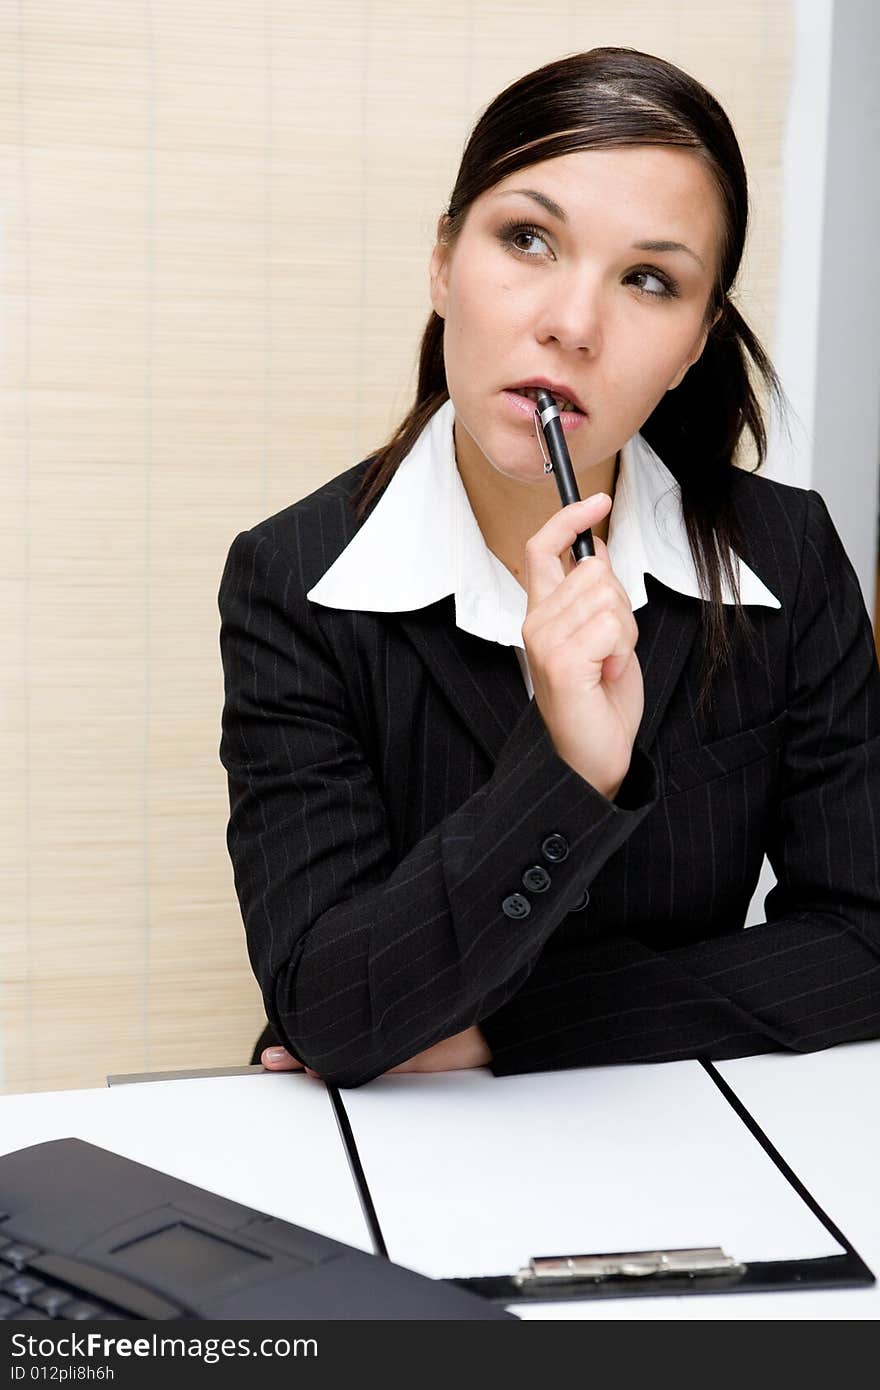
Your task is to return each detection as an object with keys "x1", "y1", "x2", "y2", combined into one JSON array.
[
  {"x1": 0, "y1": 1071, "x2": 371, "y2": 1255},
  {"x1": 0, "y1": 1042, "x2": 876, "y2": 1320}
]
